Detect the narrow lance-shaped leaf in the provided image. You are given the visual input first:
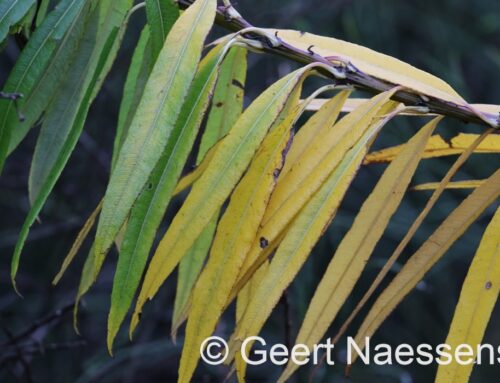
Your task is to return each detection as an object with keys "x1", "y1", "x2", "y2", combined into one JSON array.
[
  {"x1": 281, "y1": 89, "x2": 351, "y2": 177},
  {"x1": 0, "y1": 0, "x2": 92, "y2": 170},
  {"x1": 112, "y1": 26, "x2": 152, "y2": 169},
  {"x1": 178, "y1": 100, "x2": 304, "y2": 383},
  {"x1": 0, "y1": 0, "x2": 36, "y2": 43},
  {"x1": 107, "y1": 42, "x2": 228, "y2": 351},
  {"x1": 350, "y1": 168, "x2": 500, "y2": 365},
  {"x1": 235, "y1": 261, "x2": 270, "y2": 383},
  {"x1": 172, "y1": 47, "x2": 247, "y2": 334},
  {"x1": 93, "y1": 0, "x2": 217, "y2": 277},
  {"x1": 435, "y1": 207, "x2": 500, "y2": 383},
  {"x1": 268, "y1": 29, "x2": 463, "y2": 104},
  {"x1": 226, "y1": 113, "x2": 387, "y2": 362},
  {"x1": 234, "y1": 92, "x2": 400, "y2": 292},
  {"x1": 28, "y1": 0, "x2": 132, "y2": 203},
  {"x1": 52, "y1": 199, "x2": 103, "y2": 285},
  {"x1": 146, "y1": 0, "x2": 179, "y2": 60},
  {"x1": 413, "y1": 180, "x2": 485, "y2": 191},
  {"x1": 131, "y1": 64, "x2": 316, "y2": 334},
  {"x1": 258, "y1": 91, "x2": 399, "y2": 257},
  {"x1": 364, "y1": 133, "x2": 500, "y2": 163},
  {"x1": 10, "y1": 0, "x2": 132, "y2": 287},
  {"x1": 279, "y1": 117, "x2": 442, "y2": 382}
]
